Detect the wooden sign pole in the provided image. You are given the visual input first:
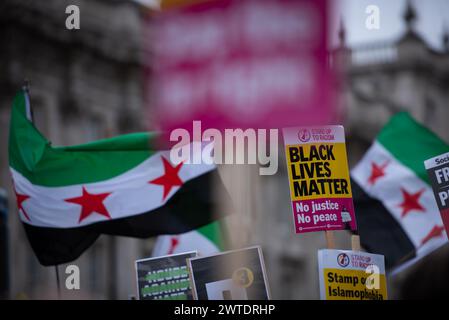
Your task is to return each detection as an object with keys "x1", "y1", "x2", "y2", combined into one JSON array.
[
  {"x1": 324, "y1": 231, "x2": 335, "y2": 249},
  {"x1": 351, "y1": 235, "x2": 361, "y2": 251}
]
